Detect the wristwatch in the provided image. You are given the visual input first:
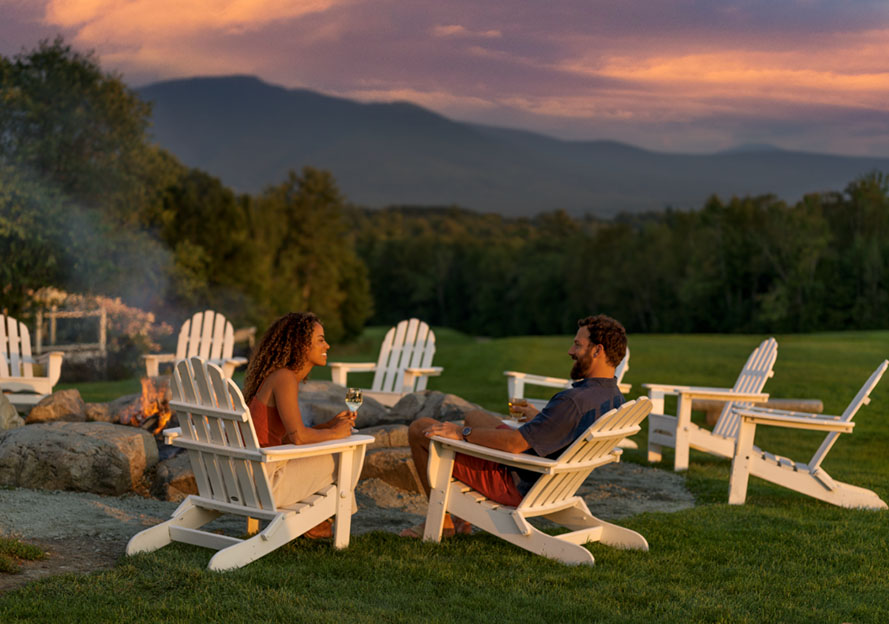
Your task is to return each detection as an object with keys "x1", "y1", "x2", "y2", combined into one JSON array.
[{"x1": 461, "y1": 426, "x2": 472, "y2": 441}]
